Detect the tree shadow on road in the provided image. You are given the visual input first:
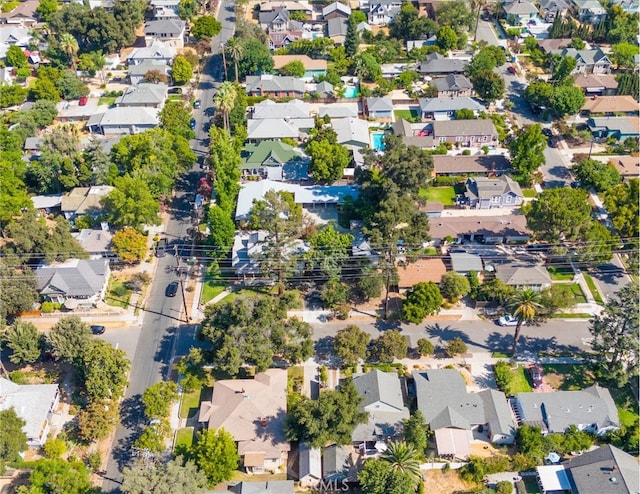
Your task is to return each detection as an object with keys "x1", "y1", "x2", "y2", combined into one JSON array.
[{"x1": 426, "y1": 323, "x2": 489, "y2": 351}]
